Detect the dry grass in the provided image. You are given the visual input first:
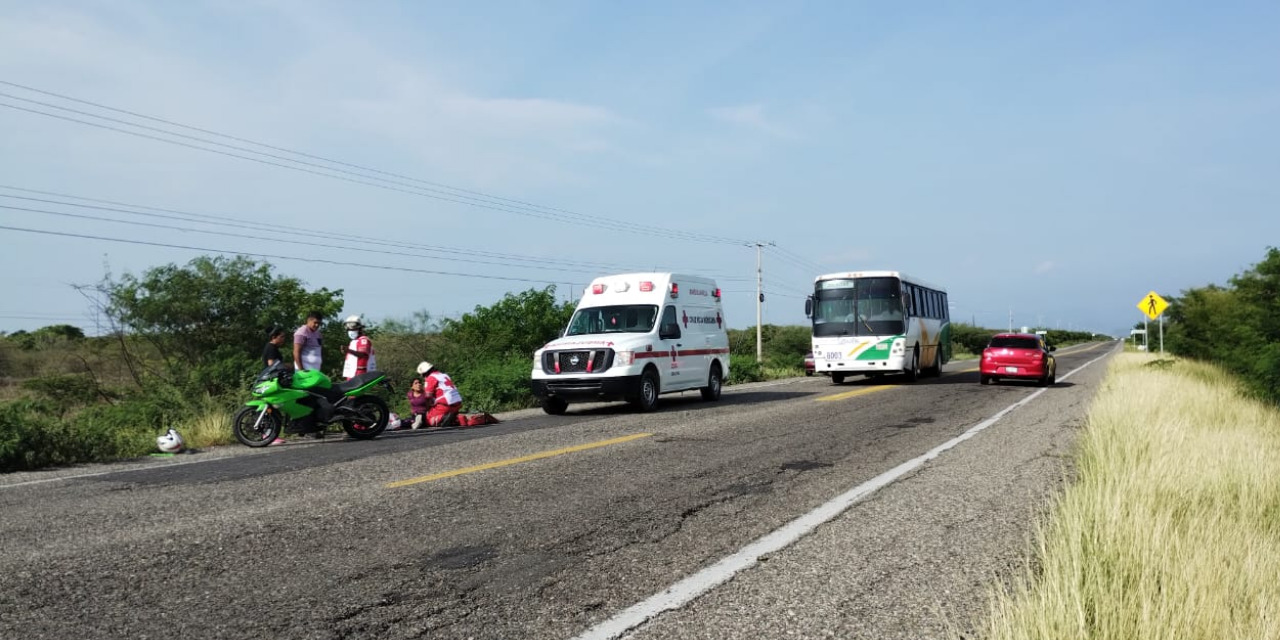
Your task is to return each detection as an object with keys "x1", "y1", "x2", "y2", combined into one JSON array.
[
  {"x1": 181, "y1": 404, "x2": 234, "y2": 449},
  {"x1": 979, "y1": 353, "x2": 1280, "y2": 640}
]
